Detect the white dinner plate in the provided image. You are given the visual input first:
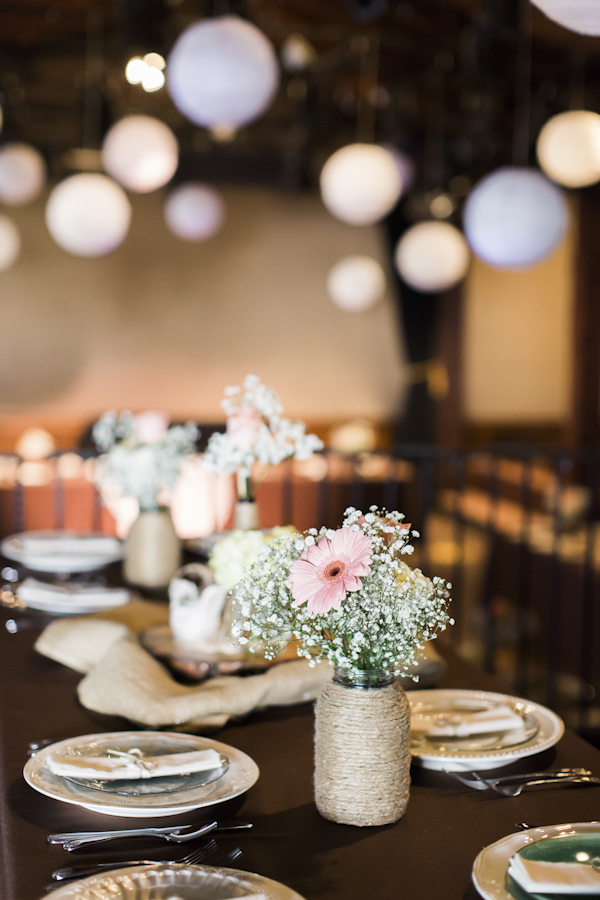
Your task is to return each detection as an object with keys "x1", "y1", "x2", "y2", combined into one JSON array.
[
  {"x1": 41, "y1": 863, "x2": 305, "y2": 900},
  {"x1": 24, "y1": 731, "x2": 259, "y2": 817},
  {"x1": 2, "y1": 530, "x2": 124, "y2": 573},
  {"x1": 407, "y1": 689, "x2": 564, "y2": 770},
  {"x1": 472, "y1": 822, "x2": 600, "y2": 900}
]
